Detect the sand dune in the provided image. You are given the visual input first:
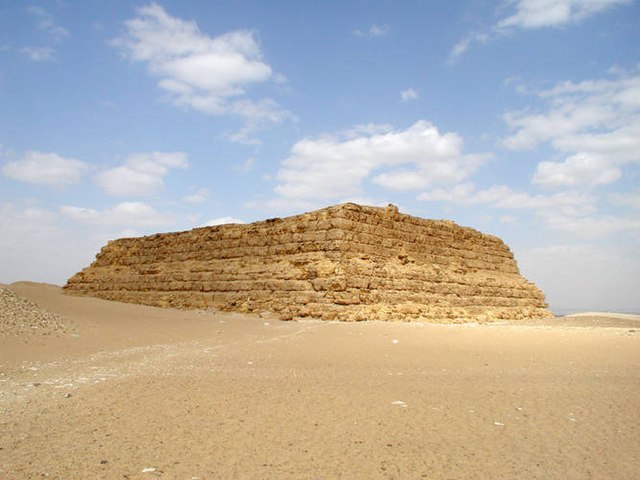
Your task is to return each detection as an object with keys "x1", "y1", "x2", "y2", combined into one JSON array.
[{"x1": 1, "y1": 283, "x2": 639, "y2": 479}]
